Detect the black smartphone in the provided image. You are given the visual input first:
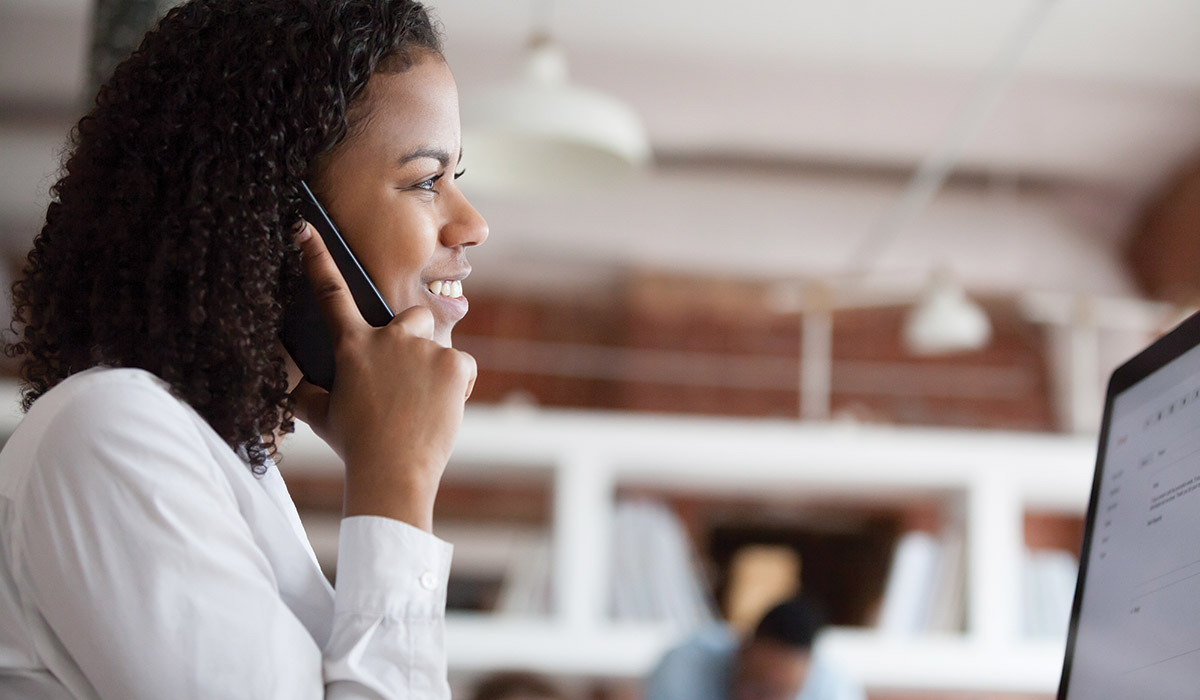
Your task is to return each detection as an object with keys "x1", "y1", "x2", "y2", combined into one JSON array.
[{"x1": 280, "y1": 180, "x2": 394, "y2": 390}]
